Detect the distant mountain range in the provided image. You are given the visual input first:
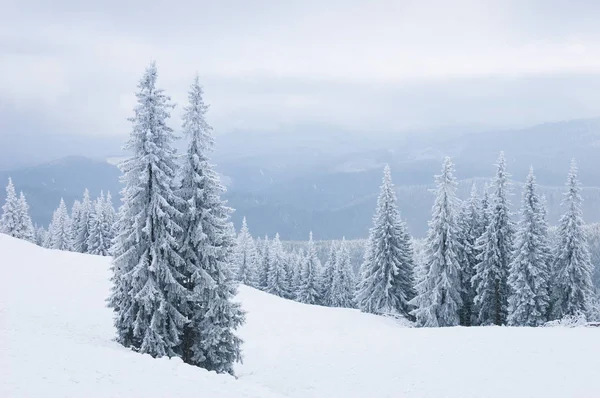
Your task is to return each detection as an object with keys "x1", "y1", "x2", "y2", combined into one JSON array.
[{"x1": 1, "y1": 117, "x2": 600, "y2": 238}]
